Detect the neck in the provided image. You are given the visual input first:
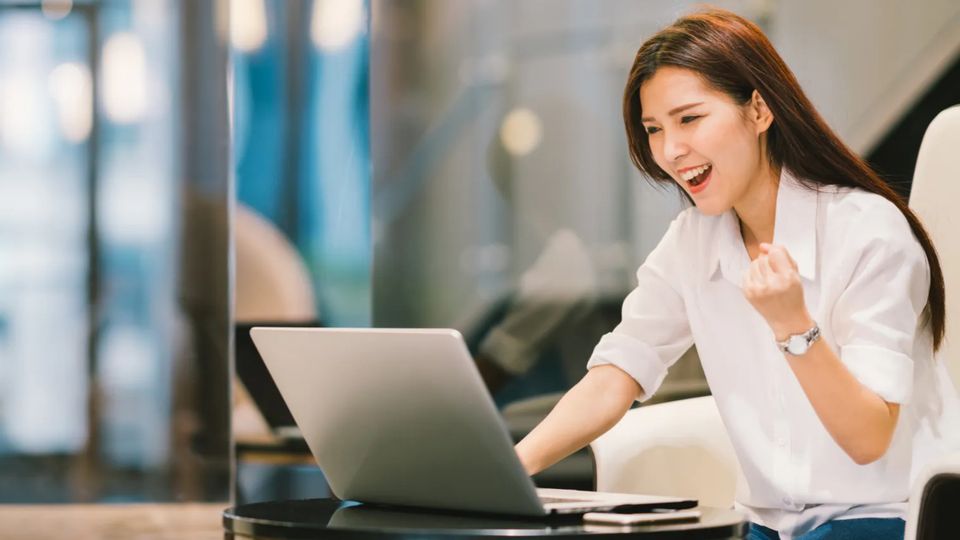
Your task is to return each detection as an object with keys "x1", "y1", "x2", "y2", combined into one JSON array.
[{"x1": 734, "y1": 160, "x2": 781, "y2": 246}]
